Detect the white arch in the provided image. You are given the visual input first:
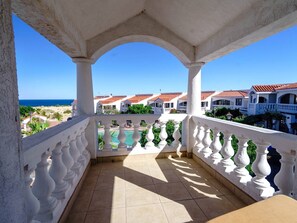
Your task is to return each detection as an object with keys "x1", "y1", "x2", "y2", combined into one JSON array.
[{"x1": 87, "y1": 13, "x2": 194, "y2": 65}]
